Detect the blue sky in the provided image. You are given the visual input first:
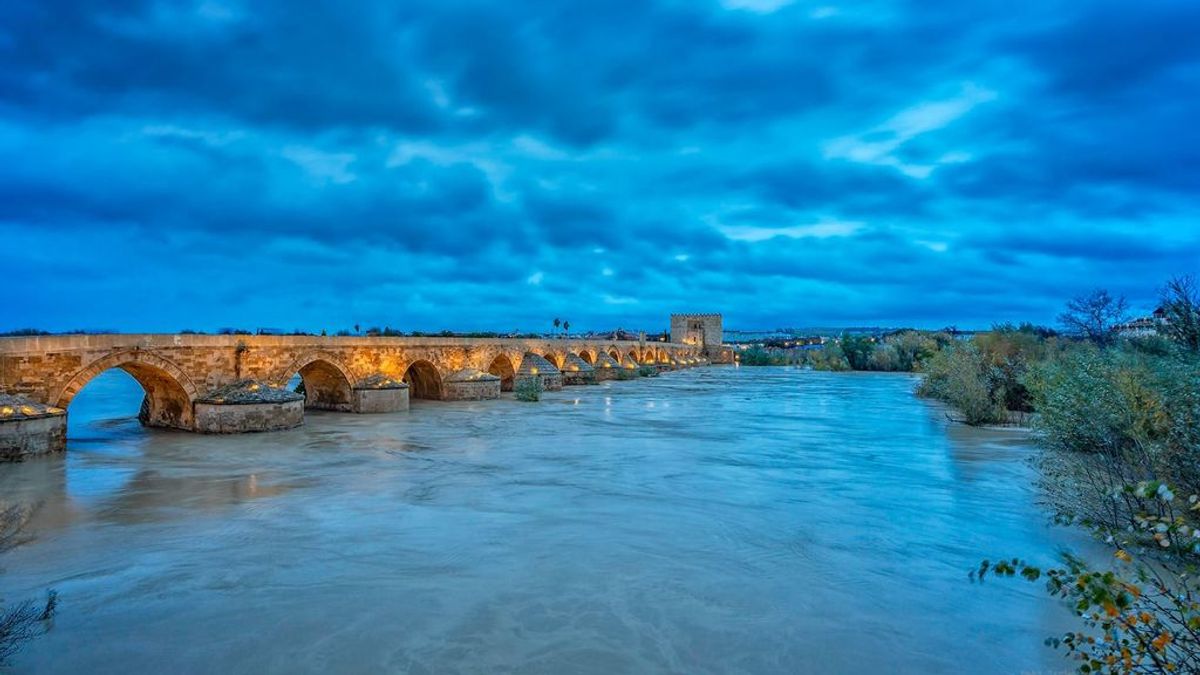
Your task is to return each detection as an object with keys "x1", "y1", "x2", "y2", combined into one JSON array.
[{"x1": 2, "y1": 0, "x2": 1198, "y2": 333}]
